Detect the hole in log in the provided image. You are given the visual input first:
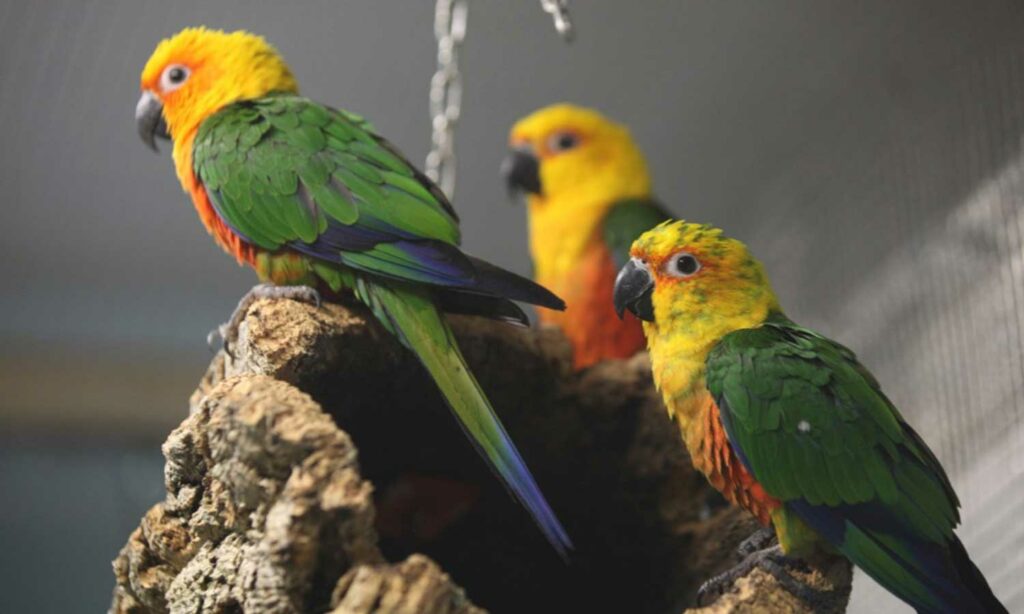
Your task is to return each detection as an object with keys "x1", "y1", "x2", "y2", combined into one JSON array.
[{"x1": 282, "y1": 305, "x2": 741, "y2": 613}]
